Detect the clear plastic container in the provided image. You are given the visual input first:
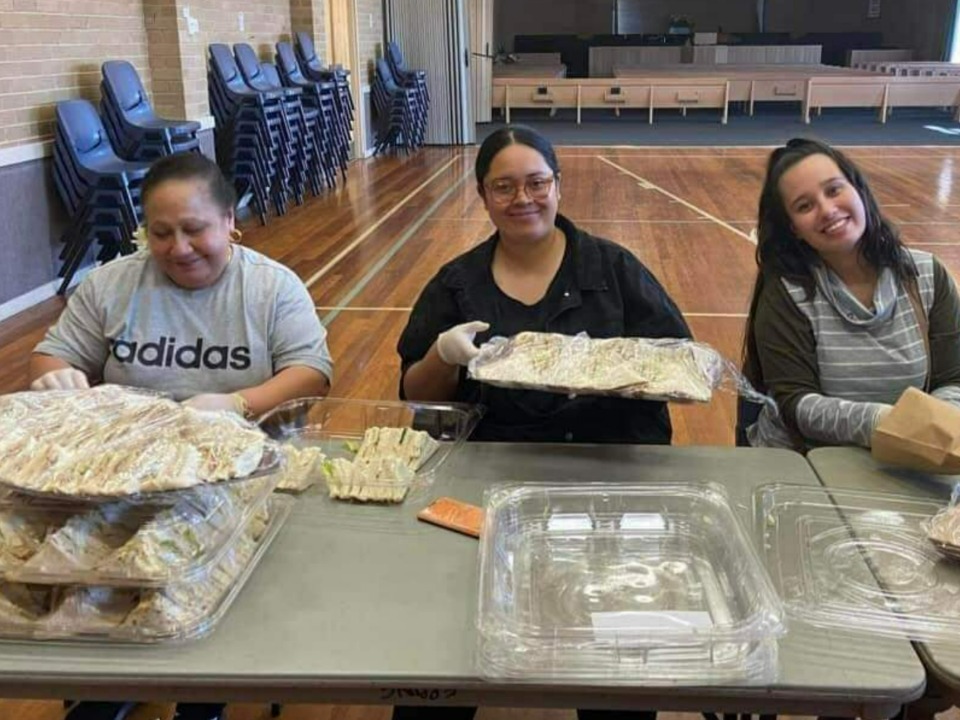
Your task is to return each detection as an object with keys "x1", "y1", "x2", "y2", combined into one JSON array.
[
  {"x1": 0, "y1": 385, "x2": 281, "y2": 501},
  {"x1": 0, "y1": 474, "x2": 278, "y2": 586},
  {"x1": 0, "y1": 495, "x2": 292, "y2": 643},
  {"x1": 477, "y1": 483, "x2": 784, "y2": 684},
  {"x1": 258, "y1": 397, "x2": 482, "y2": 502},
  {"x1": 756, "y1": 483, "x2": 960, "y2": 642}
]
